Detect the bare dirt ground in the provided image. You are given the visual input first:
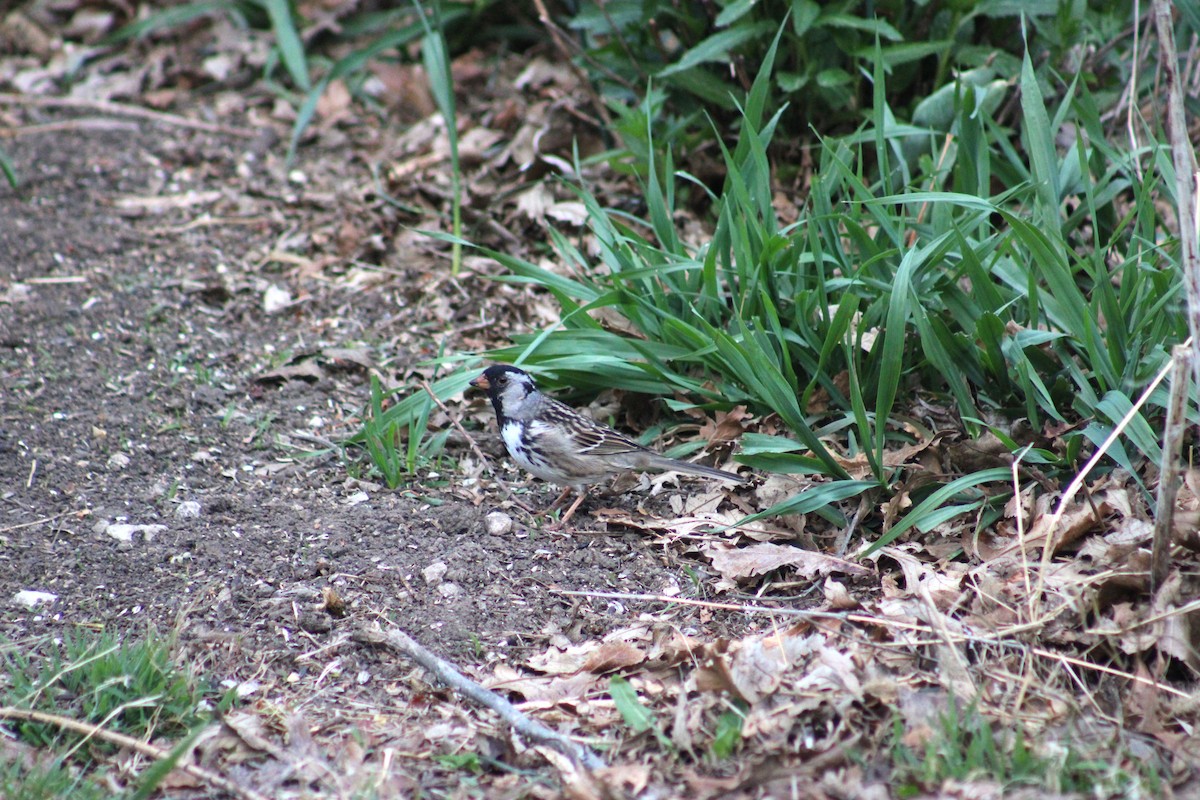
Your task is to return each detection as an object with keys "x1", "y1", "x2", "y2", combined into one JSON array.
[{"x1": 0, "y1": 93, "x2": 781, "y2": 796}]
